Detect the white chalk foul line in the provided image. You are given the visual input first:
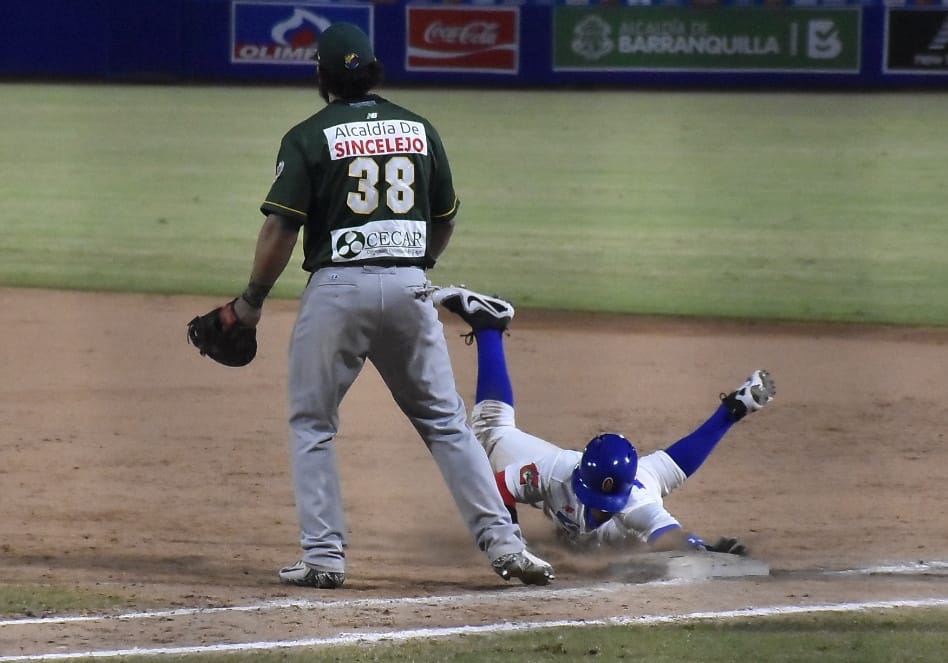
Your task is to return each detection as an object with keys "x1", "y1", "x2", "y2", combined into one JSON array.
[
  {"x1": 4, "y1": 557, "x2": 946, "y2": 630},
  {"x1": 826, "y1": 561, "x2": 948, "y2": 575},
  {"x1": 1, "y1": 597, "x2": 948, "y2": 661},
  {"x1": 2, "y1": 557, "x2": 946, "y2": 629},
  {"x1": 0, "y1": 581, "x2": 685, "y2": 628}
]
